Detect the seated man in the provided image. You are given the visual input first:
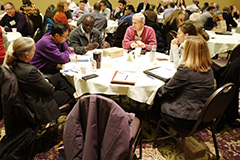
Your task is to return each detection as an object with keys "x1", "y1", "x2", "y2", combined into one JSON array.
[
  {"x1": 68, "y1": 15, "x2": 104, "y2": 55},
  {"x1": 113, "y1": 0, "x2": 126, "y2": 21},
  {"x1": 122, "y1": 13, "x2": 157, "y2": 51},
  {"x1": 78, "y1": 2, "x2": 107, "y2": 31},
  {"x1": 199, "y1": 6, "x2": 215, "y2": 25},
  {"x1": 30, "y1": 23, "x2": 73, "y2": 75},
  {"x1": 0, "y1": 2, "x2": 29, "y2": 36},
  {"x1": 163, "y1": 2, "x2": 175, "y2": 20},
  {"x1": 222, "y1": 6, "x2": 237, "y2": 31},
  {"x1": 118, "y1": 4, "x2": 135, "y2": 25},
  {"x1": 100, "y1": 0, "x2": 111, "y2": 20},
  {"x1": 72, "y1": 0, "x2": 89, "y2": 21}
]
